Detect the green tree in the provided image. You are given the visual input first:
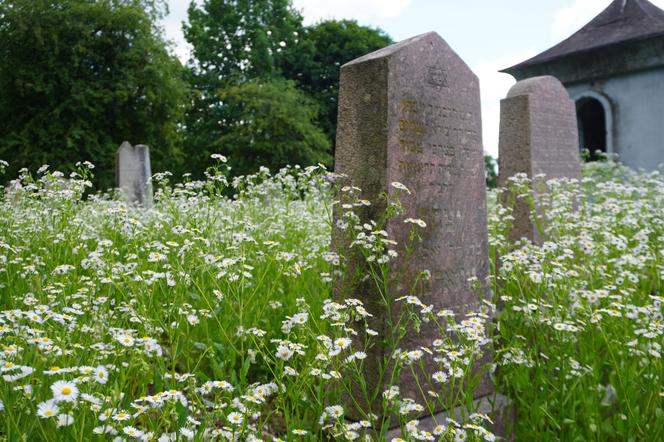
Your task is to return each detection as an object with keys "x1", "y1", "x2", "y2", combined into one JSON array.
[
  {"x1": 215, "y1": 79, "x2": 330, "y2": 176},
  {"x1": 293, "y1": 20, "x2": 392, "y2": 151},
  {"x1": 484, "y1": 154, "x2": 498, "y2": 189},
  {"x1": 183, "y1": 0, "x2": 315, "y2": 177},
  {"x1": 184, "y1": 0, "x2": 305, "y2": 87},
  {"x1": 0, "y1": 0, "x2": 187, "y2": 189}
]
